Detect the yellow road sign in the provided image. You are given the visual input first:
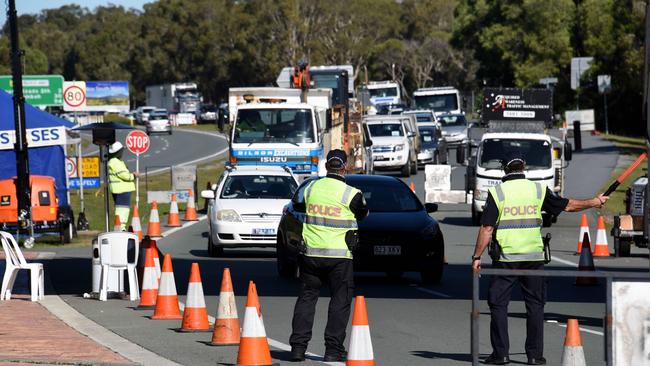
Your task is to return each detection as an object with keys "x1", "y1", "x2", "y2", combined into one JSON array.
[{"x1": 80, "y1": 156, "x2": 100, "y2": 178}]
